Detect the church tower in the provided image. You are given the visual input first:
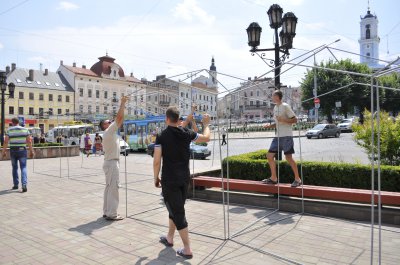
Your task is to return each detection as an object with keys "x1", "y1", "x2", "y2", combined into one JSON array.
[
  {"x1": 358, "y1": 5, "x2": 380, "y2": 68},
  {"x1": 209, "y1": 57, "x2": 217, "y2": 88}
]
